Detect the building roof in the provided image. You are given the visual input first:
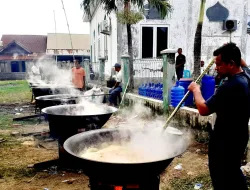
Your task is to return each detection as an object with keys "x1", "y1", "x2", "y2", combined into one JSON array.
[
  {"x1": 0, "y1": 54, "x2": 53, "y2": 61},
  {"x1": 0, "y1": 40, "x2": 32, "y2": 54},
  {"x1": 1, "y1": 35, "x2": 47, "y2": 53},
  {"x1": 47, "y1": 33, "x2": 90, "y2": 50}
]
